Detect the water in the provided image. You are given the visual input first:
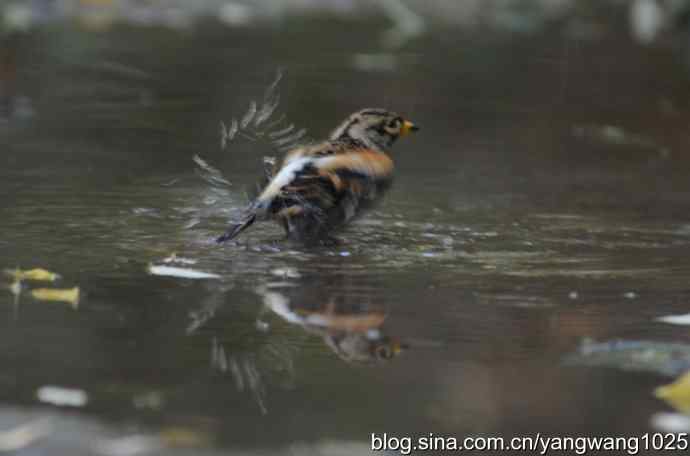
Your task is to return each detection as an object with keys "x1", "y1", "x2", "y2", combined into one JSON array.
[{"x1": 2, "y1": 15, "x2": 690, "y2": 455}]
